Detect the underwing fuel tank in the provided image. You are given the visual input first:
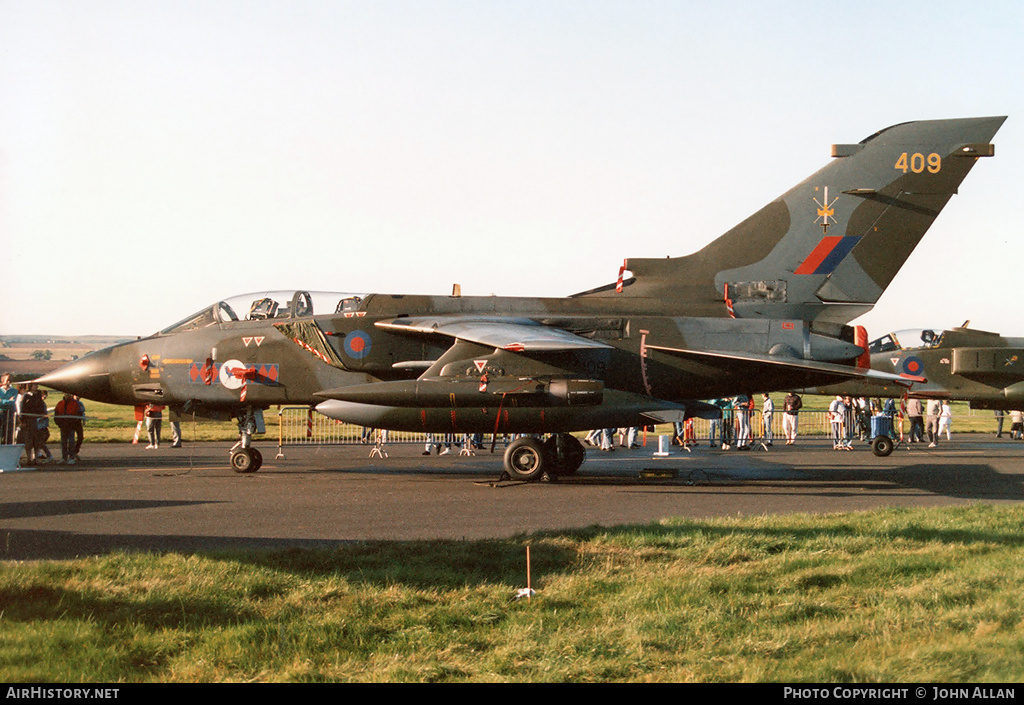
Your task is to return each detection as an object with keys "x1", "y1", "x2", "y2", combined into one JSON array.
[
  {"x1": 1002, "y1": 381, "x2": 1024, "y2": 402},
  {"x1": 315, "y1": 387, "x2": 684, "y2": 435},
  {"x1": 316, "y1": 377, "x2": 604, "y2": 408}
]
